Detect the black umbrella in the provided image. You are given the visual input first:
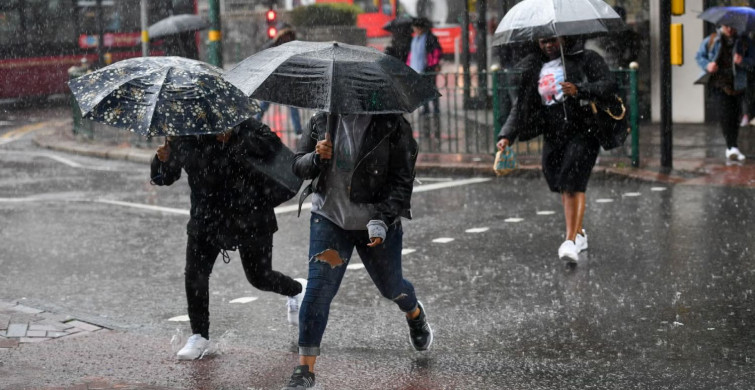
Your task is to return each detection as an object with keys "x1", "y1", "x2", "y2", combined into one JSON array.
[
  {"x1": 699, "y1": 6, "x2": 755, "y2": 33},
  {"x1": 148, "y1": 14, "x2": 209, "y2": 39},
  {"x1": 68, "y1": 56, "x2": 258, "y2": 137},
  {"x1": 382, "y1": 16, "x2": 414, "y2": 33},
  {"x1": 223, "y1": 40, "x2": 440, "y2": 115}
]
